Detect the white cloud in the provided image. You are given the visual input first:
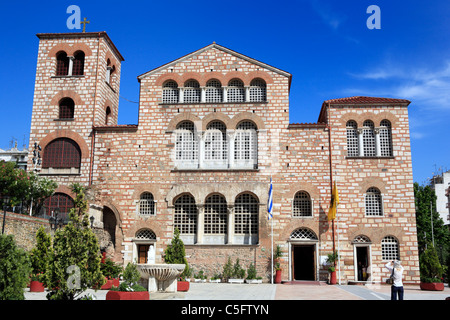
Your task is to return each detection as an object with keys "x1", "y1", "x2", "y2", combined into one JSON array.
[
  {"x1": 310, "y1": 0, "x2": 346, "y2": 30},
  {"x1": 349, "y1": 61, "x2": 450, "y2": 111}
]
